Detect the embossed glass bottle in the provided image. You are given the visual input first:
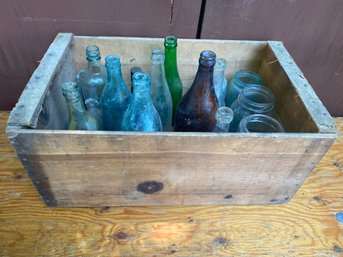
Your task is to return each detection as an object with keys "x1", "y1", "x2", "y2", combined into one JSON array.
[
  {"x1": 121, "y1": 72, "x2": 162, "y2": 132},
  {"x1": 100, "y1": 55, "x2": 131, "y2": 131},
  {"x1": 174, "y1": 50, "x2": 219, "y2": 132},
  {"x1": 213, "y1": 58, "x2": 227, "y2": 107},
  {"x1": 230, "y1": 84, "x2": 275, "y2": 132},
  {"x1": 150, "y1": 48, "x2": 173, "y2": 131},
  {"x1": 226, "y1": 70, "x2": 262, "y2": 107},
  {"x1": 164, "y1": 36, "x2": 183, "y2": 123},
  {"x1": 76, "y1": 45, "x2": 106, "y2": 128},
  {"x1": 61, "y1": 81, "x2": 99, "y2": 130}
]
